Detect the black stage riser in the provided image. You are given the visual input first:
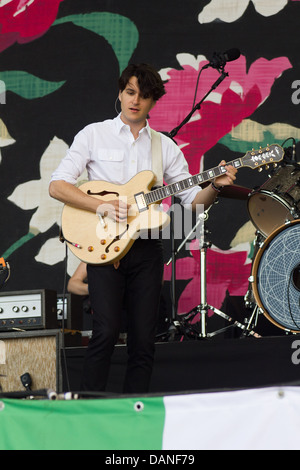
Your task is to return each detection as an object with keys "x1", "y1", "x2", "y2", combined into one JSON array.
[{"x1": 62, "y1": 334, "x2": 300, "y2": 394}]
